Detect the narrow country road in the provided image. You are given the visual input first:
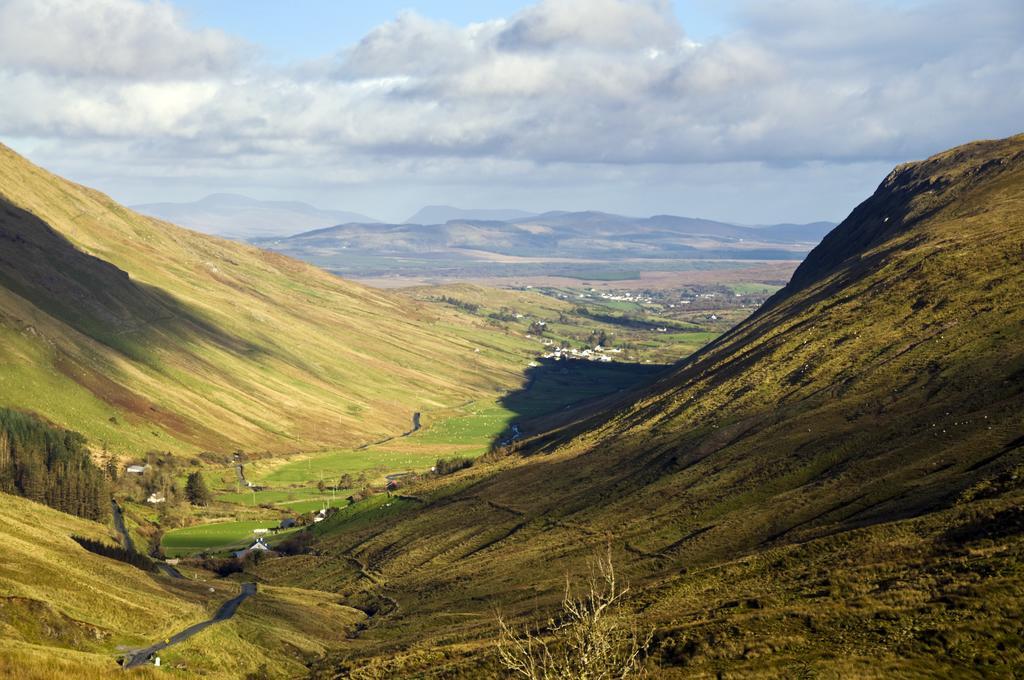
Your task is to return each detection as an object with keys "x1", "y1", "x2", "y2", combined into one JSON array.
[
  {"x1": 112, "y1": 498, "x2": 183, "y2": 579},
  {"x1": 156, "y1": 562, "x2": 185, "y2": 579},
  {"x1": 122, "y1": 583, "x2": 257, "y2": 669}
]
